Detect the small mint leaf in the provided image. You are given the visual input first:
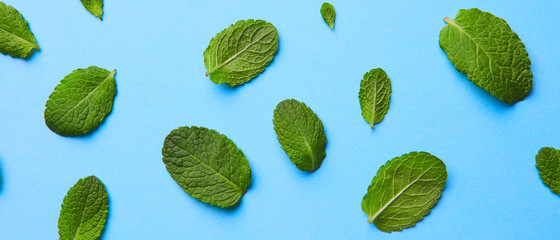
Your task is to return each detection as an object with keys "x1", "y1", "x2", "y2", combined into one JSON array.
[{"x1": 320, "y1": 2, "x2": 335, "y2": 29}]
